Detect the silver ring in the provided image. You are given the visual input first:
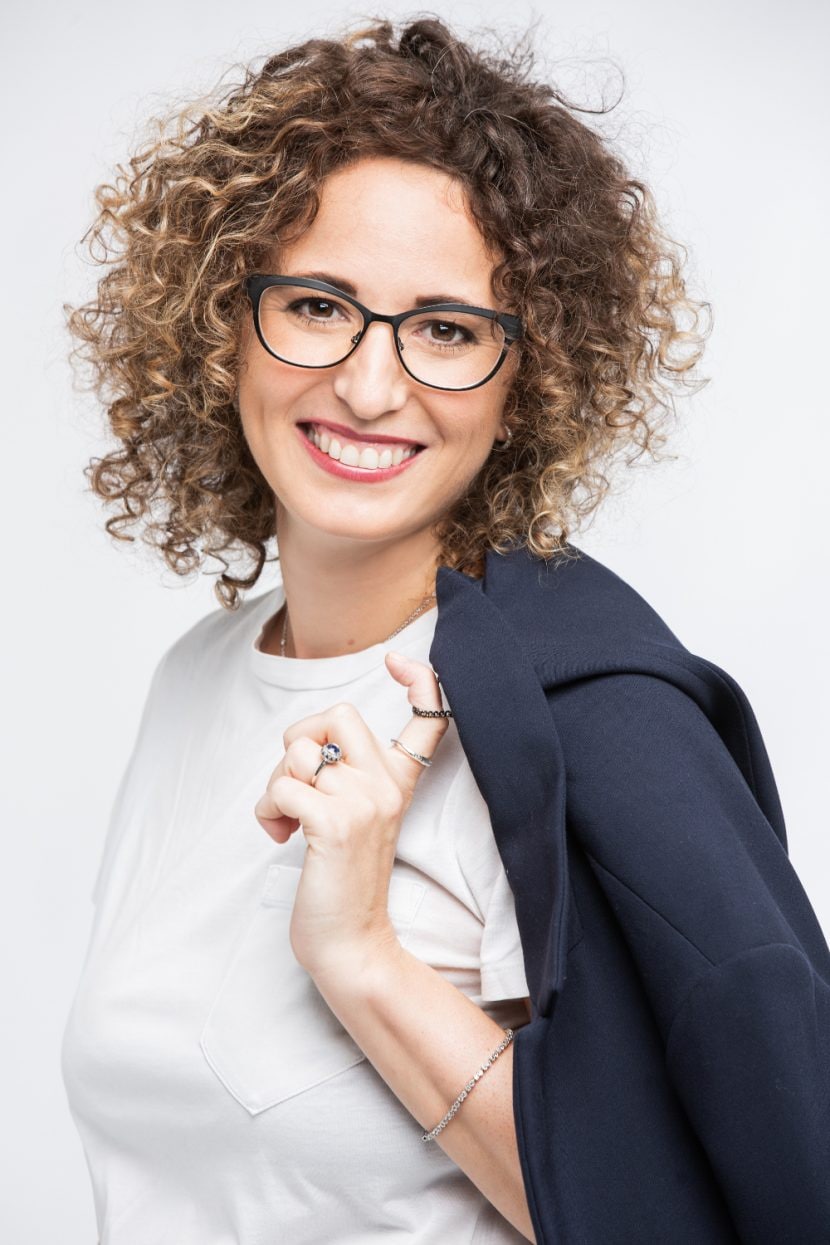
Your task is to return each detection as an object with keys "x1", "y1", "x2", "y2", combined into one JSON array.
[
  {"x1": 310, "y1": 741, "x2": 344, "y2": 786},
  {"x1": 390, "y1": 737, "x2": 433, "y2": 768}
]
